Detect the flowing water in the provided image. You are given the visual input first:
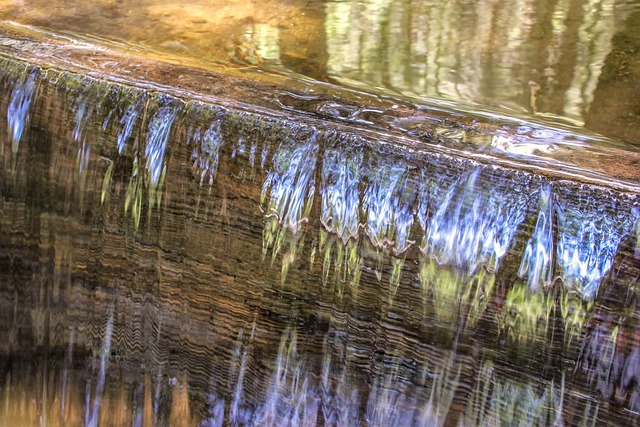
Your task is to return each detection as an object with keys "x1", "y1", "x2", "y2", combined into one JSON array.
[
  {"x1": 0, "y1": 1, "x2": 640, "y2": 427},
  {"x1": 1, "y1": 0, "x2": 640, "y2": 144}
]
